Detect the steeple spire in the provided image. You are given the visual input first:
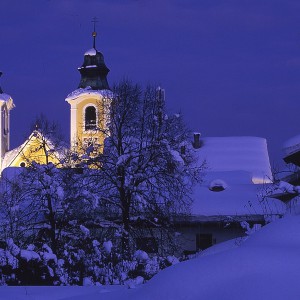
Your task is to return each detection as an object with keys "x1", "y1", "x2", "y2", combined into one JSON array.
[
  {"x1": 92, "y1": 17, "x2": 98, "y2": 49},
  {"x1": 77, "y1": 20, "x2": 110, "y2": 90}
]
